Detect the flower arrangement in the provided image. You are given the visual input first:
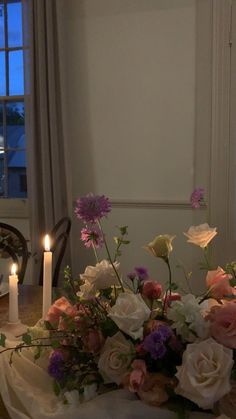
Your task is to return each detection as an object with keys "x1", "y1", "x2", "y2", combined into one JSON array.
[{"x1": 1, "y1": 190, "x2": 236, "y2": 419}]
